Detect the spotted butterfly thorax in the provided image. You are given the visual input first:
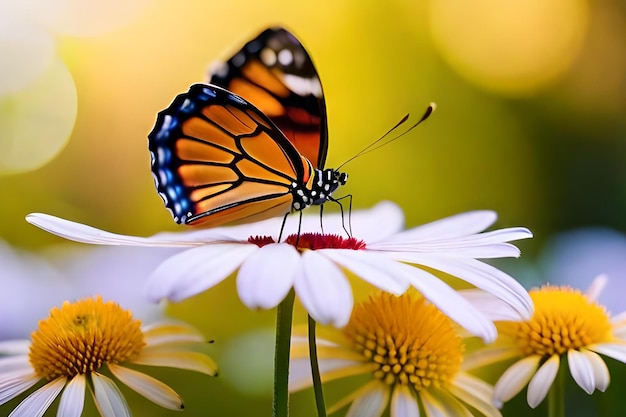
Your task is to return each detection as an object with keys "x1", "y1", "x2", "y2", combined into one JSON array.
[{"x1": 148, "y1": 27, "x2": 347, "y2": 227}]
